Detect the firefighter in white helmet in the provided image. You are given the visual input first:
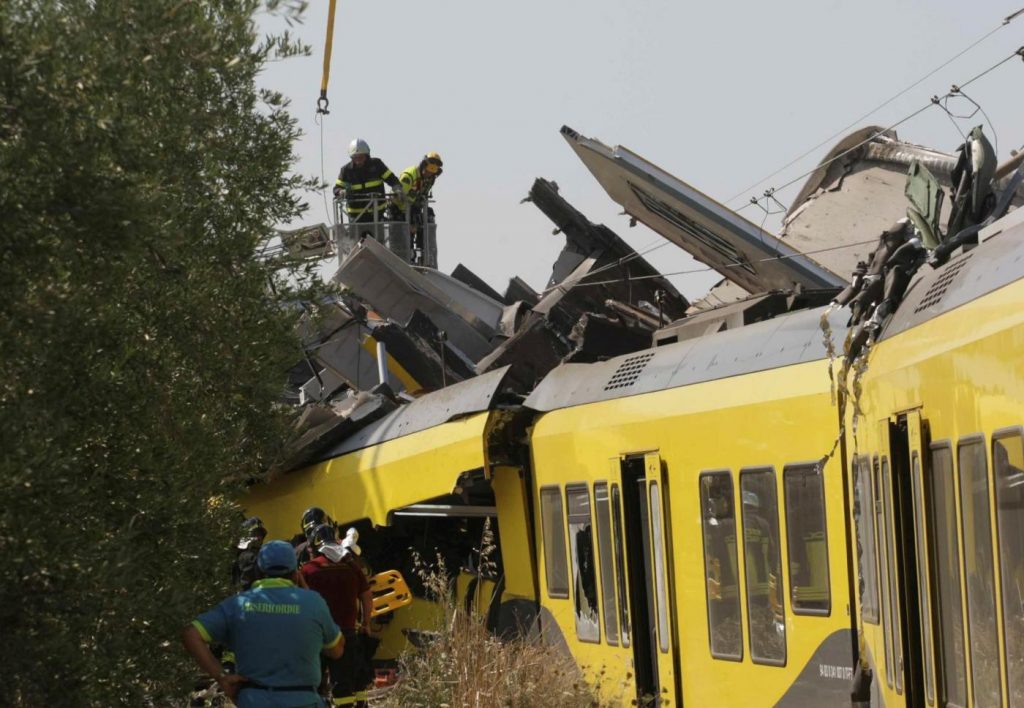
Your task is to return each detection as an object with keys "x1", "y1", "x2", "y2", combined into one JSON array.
[{"x1": 334, "y1": 139, "x2": 400, "y2": 224}]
